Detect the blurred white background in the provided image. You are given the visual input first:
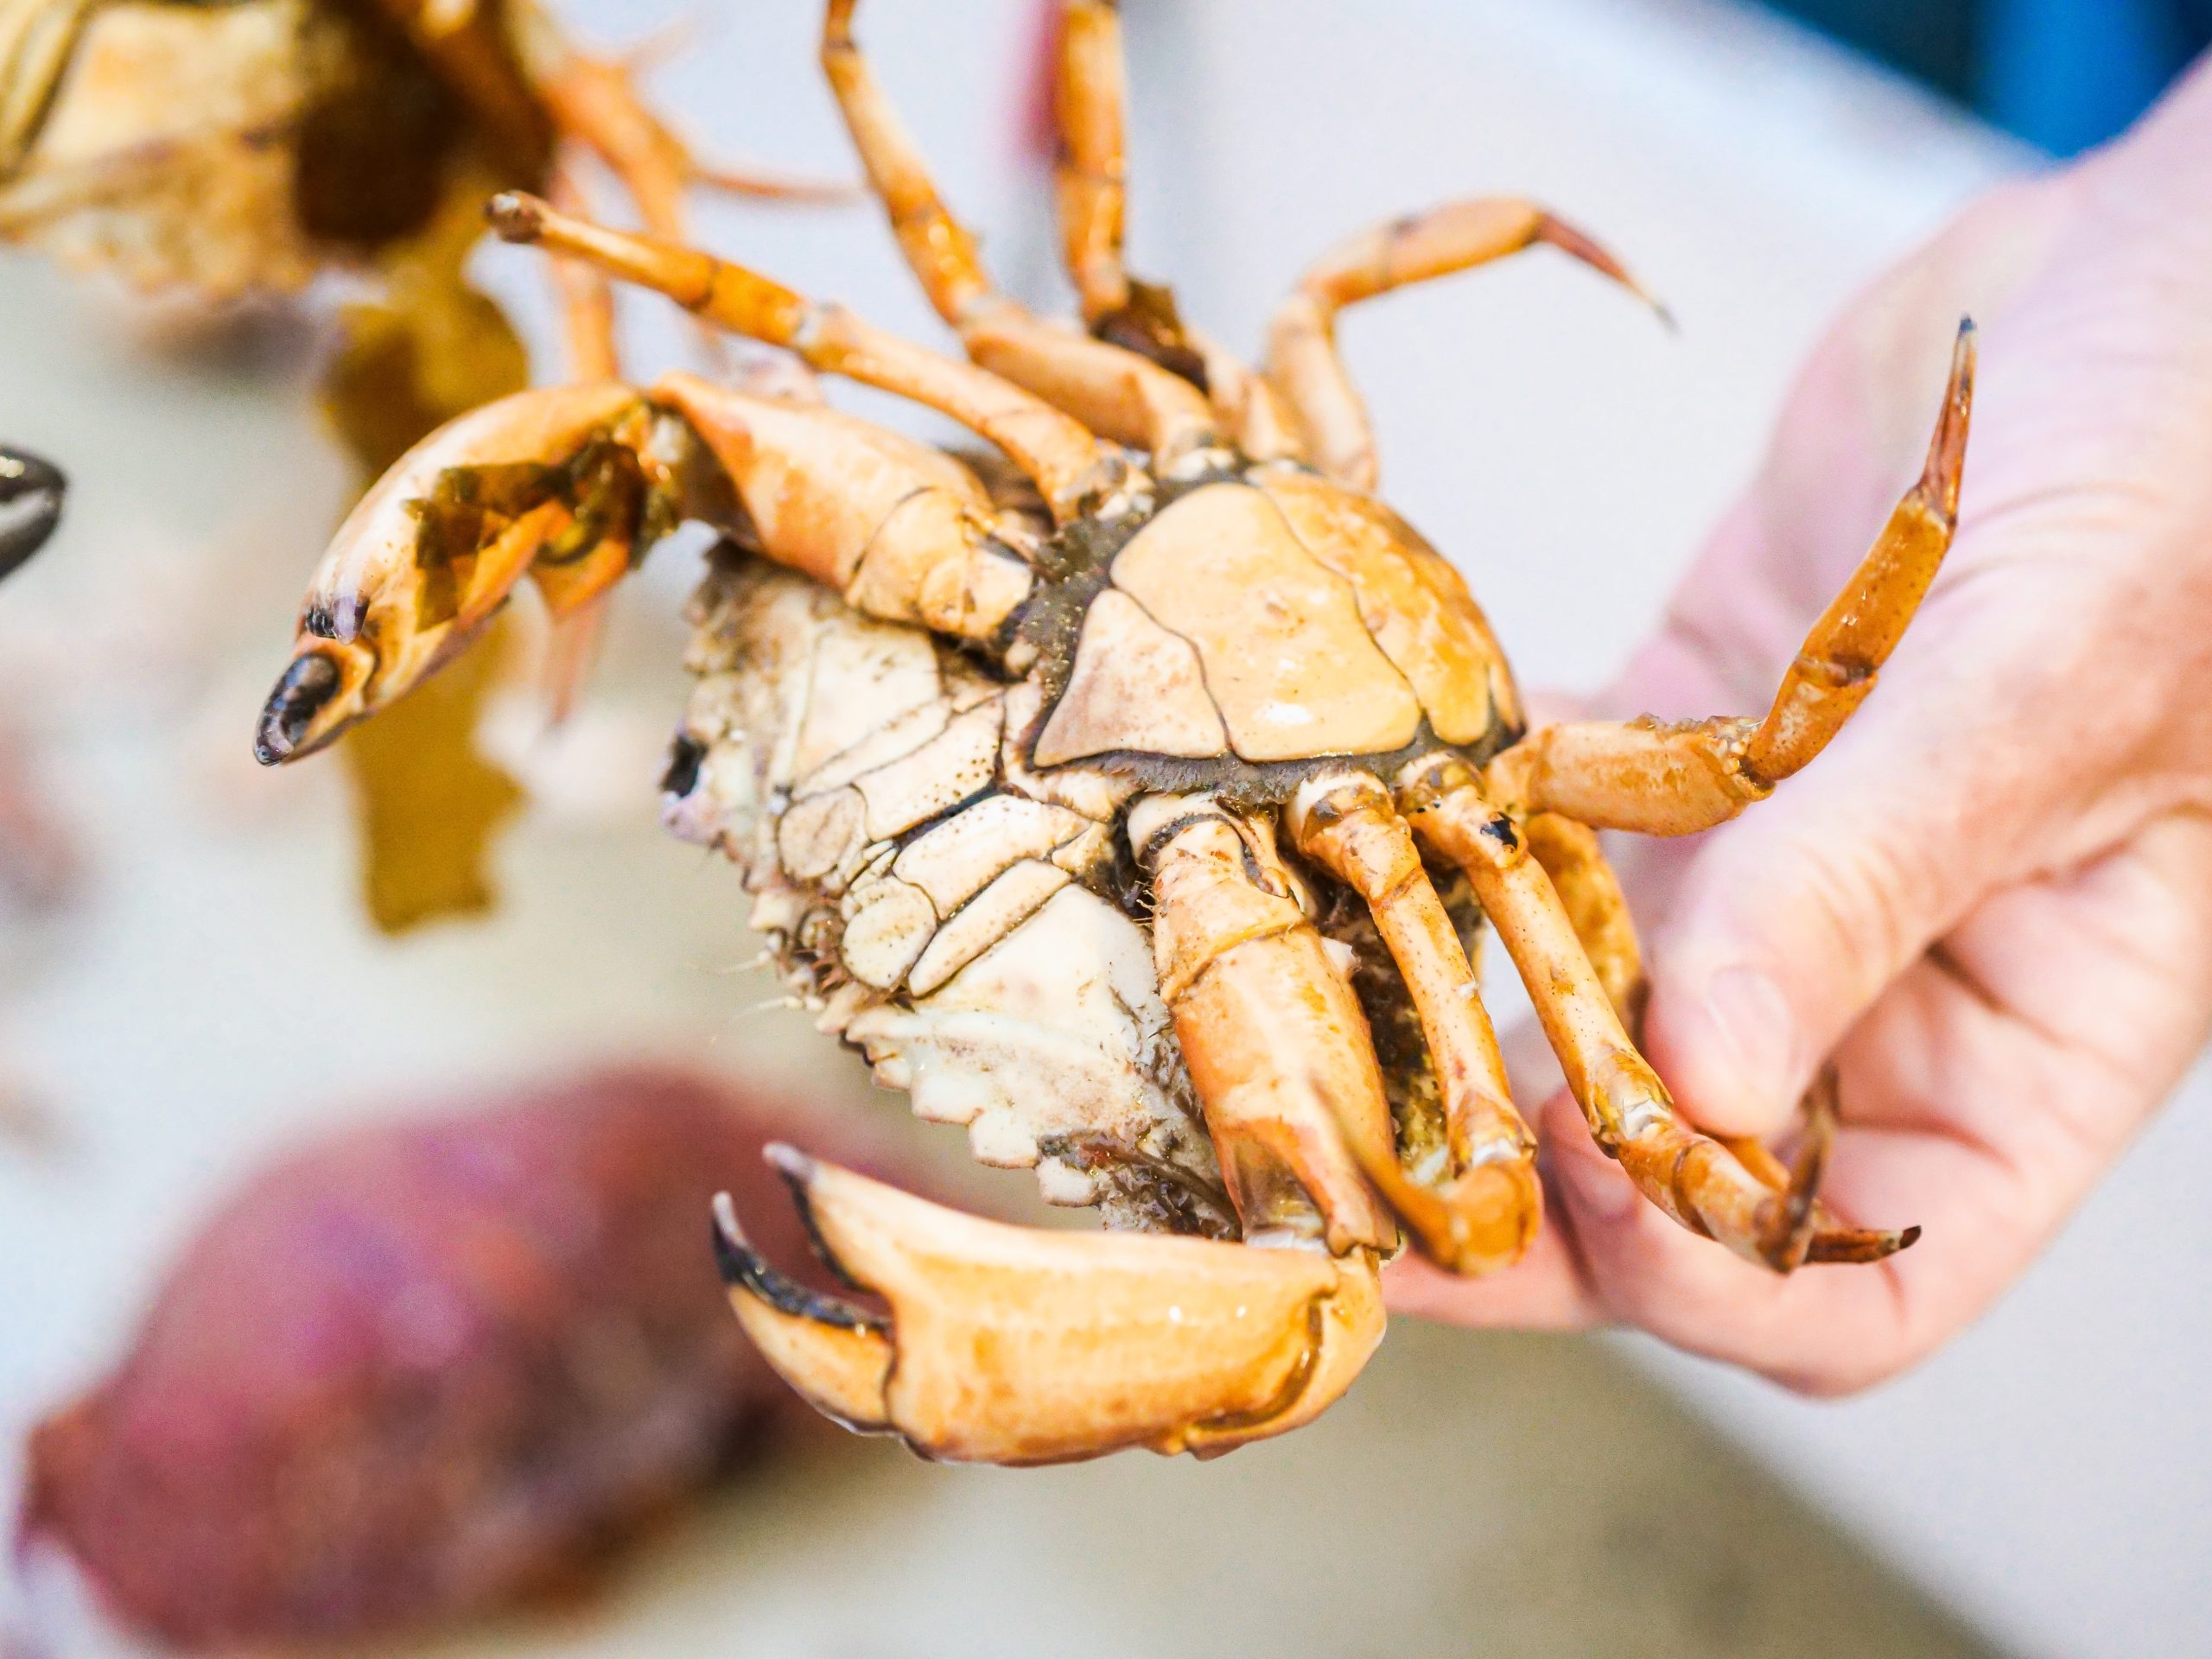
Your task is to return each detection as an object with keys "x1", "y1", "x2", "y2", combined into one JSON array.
[{"x1": 0, "y1": 1, "x2": 2204, "y2": 1656}]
